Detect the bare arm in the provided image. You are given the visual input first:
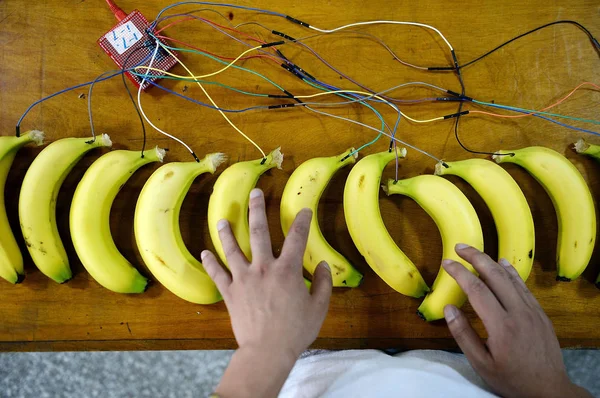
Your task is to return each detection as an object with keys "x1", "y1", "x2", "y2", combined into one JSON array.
[
  {"x1": 202, "y1": 189, "x2": 332, "y2": 398},
  {"x1": 443, "y1": 244, "x2": 592, "y2": 398}
]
